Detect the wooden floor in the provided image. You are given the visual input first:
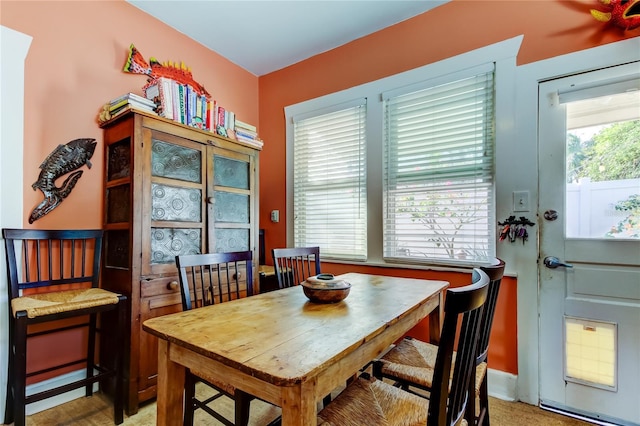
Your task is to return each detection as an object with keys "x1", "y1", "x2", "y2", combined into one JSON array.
[{"x1": 21, "y1": 384, "x2": 595, "y2": 426}]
